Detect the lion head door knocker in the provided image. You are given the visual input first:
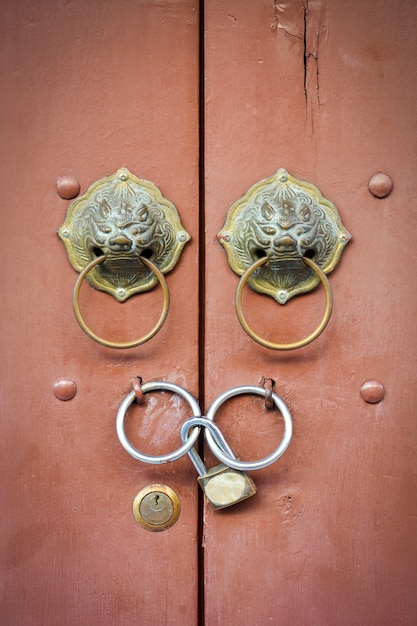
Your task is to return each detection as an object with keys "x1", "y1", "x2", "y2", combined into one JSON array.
[
  {"x1": 218, "y1": 169, "x2": 351, "y2": 350},
  {"x1": 58, "y1": 168, "x2": 190, "y2": 348}
]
